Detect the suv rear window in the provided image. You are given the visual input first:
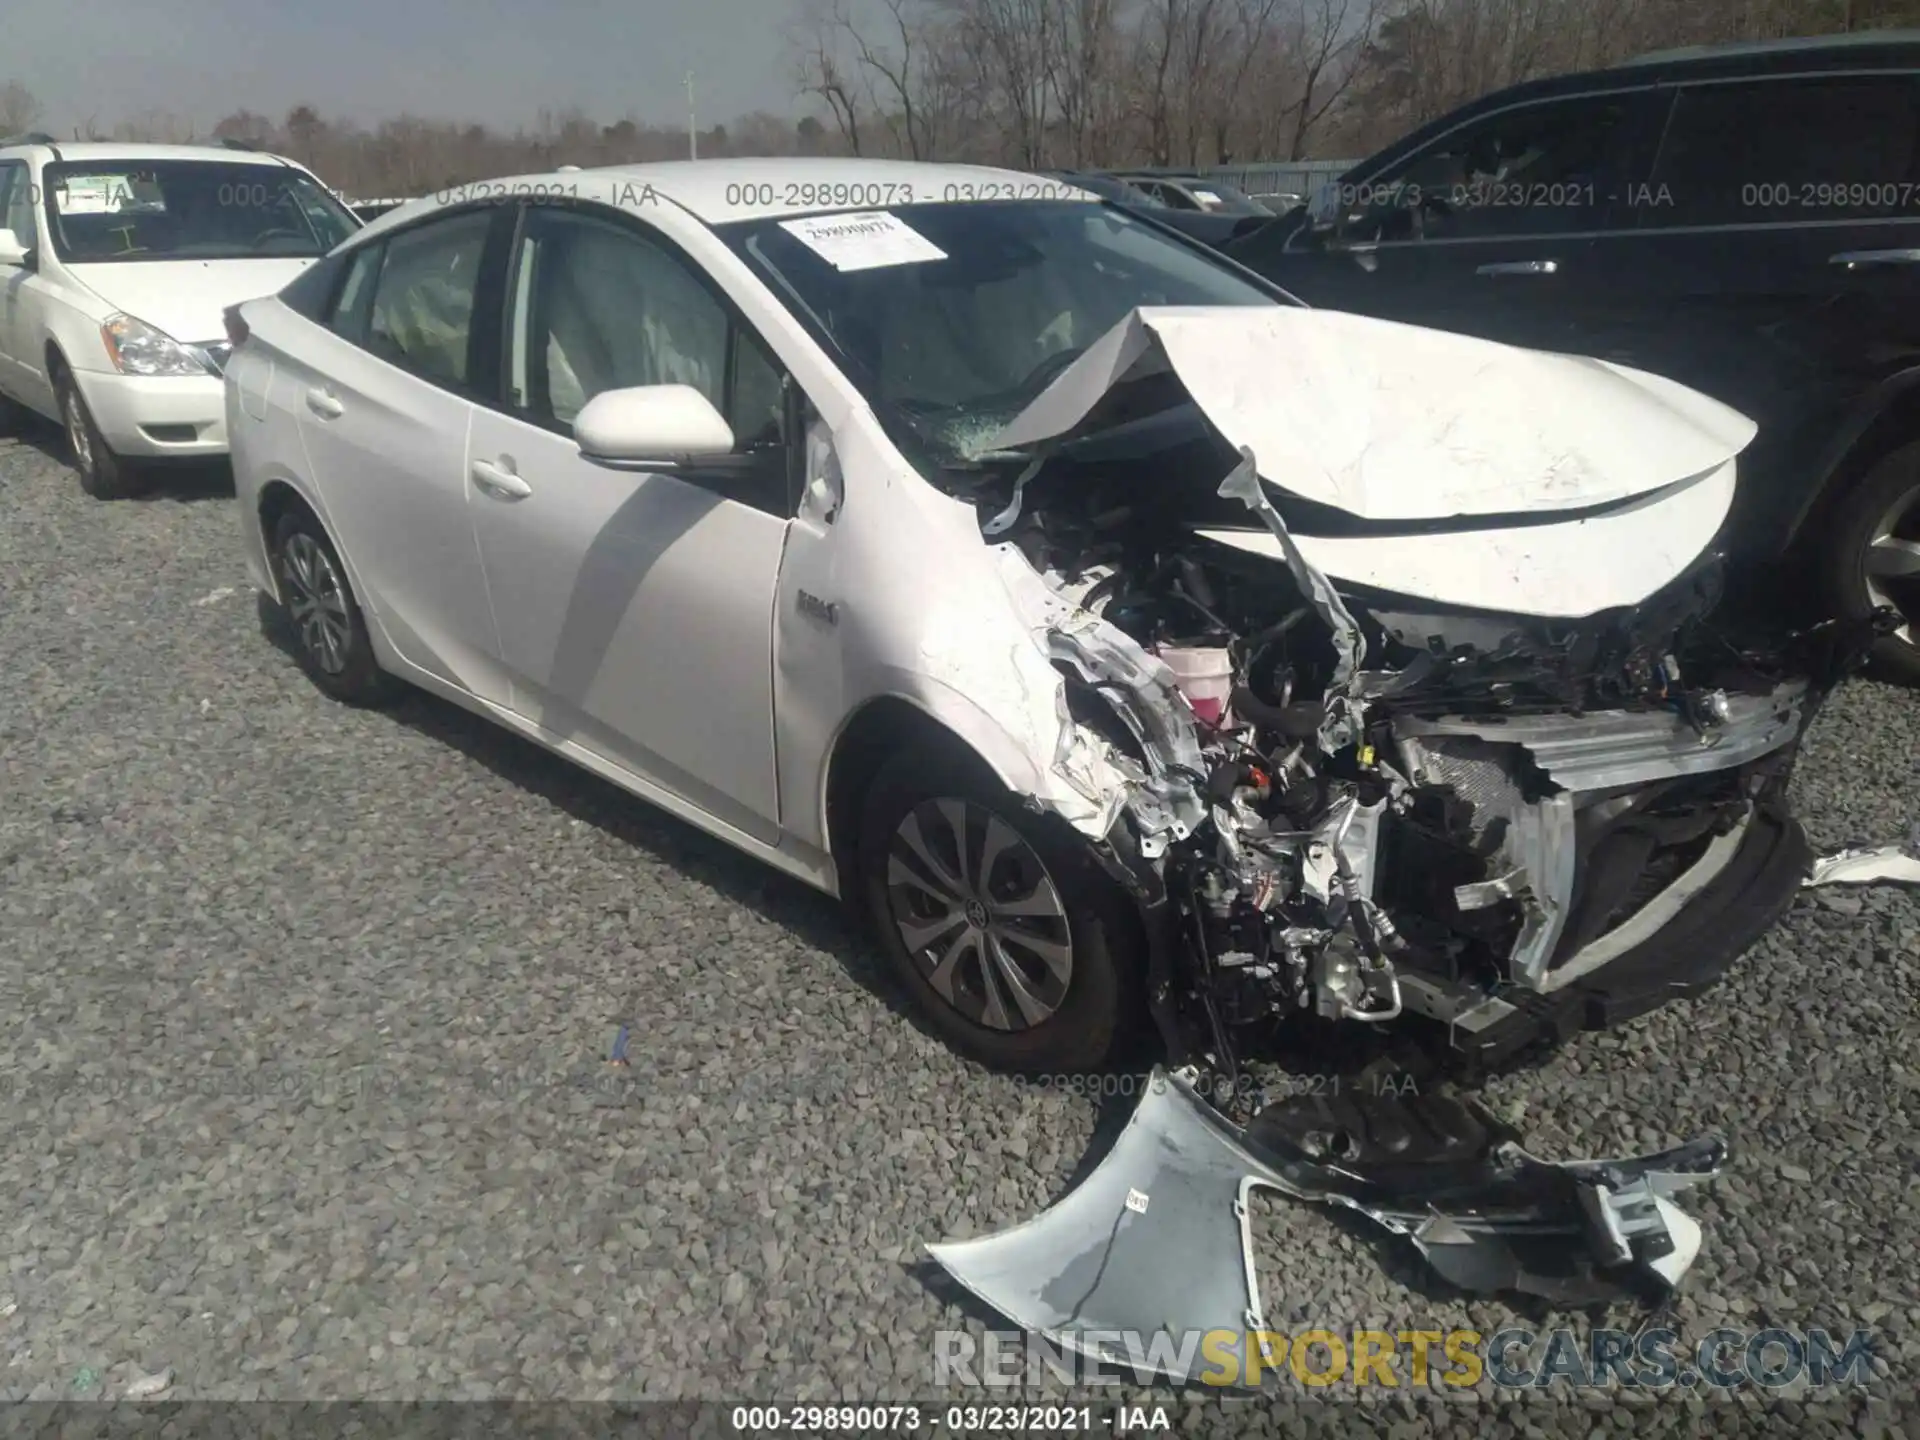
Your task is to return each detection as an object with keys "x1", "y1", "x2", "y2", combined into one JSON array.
[
  {"x1": 42, "y1": 159, "x2": 358, "y2": 263},
  {"x1": 1648, "y1": 75, "x2": 1920, "y2": 226}
]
